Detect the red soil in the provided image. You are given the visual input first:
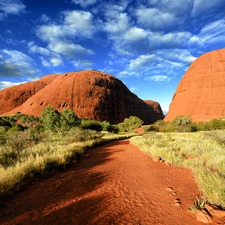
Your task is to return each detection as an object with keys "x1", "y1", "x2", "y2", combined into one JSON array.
[{"x1": 0, "y1": 140, "x2": 223, "y2": 224}]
